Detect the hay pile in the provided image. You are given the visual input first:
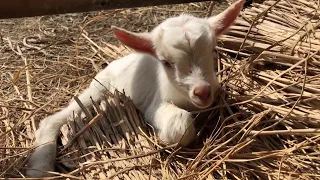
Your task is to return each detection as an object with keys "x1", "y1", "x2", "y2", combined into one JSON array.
[{"x1": 1, "y1": 0, "x2": 320, "y2": 179}]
